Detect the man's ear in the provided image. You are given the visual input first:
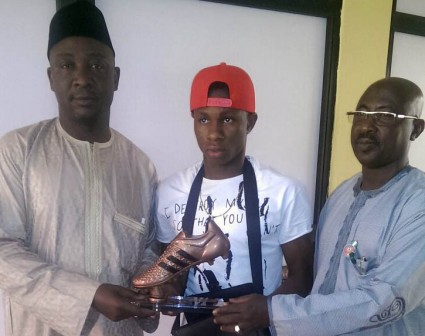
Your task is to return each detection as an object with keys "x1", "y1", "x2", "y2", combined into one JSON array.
[
  {"x1": 114, "y1": 66, "x2": 120, "y2": 91},
  {"x1": 247, "y1": 112, "x2": 258, "y2": 134},
  {"x1": 47, "y1": 67, "x2": 54, "y2": 91},
  {"x1": 410, "y1": 119, "x2": 425, "y2": 141}
]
